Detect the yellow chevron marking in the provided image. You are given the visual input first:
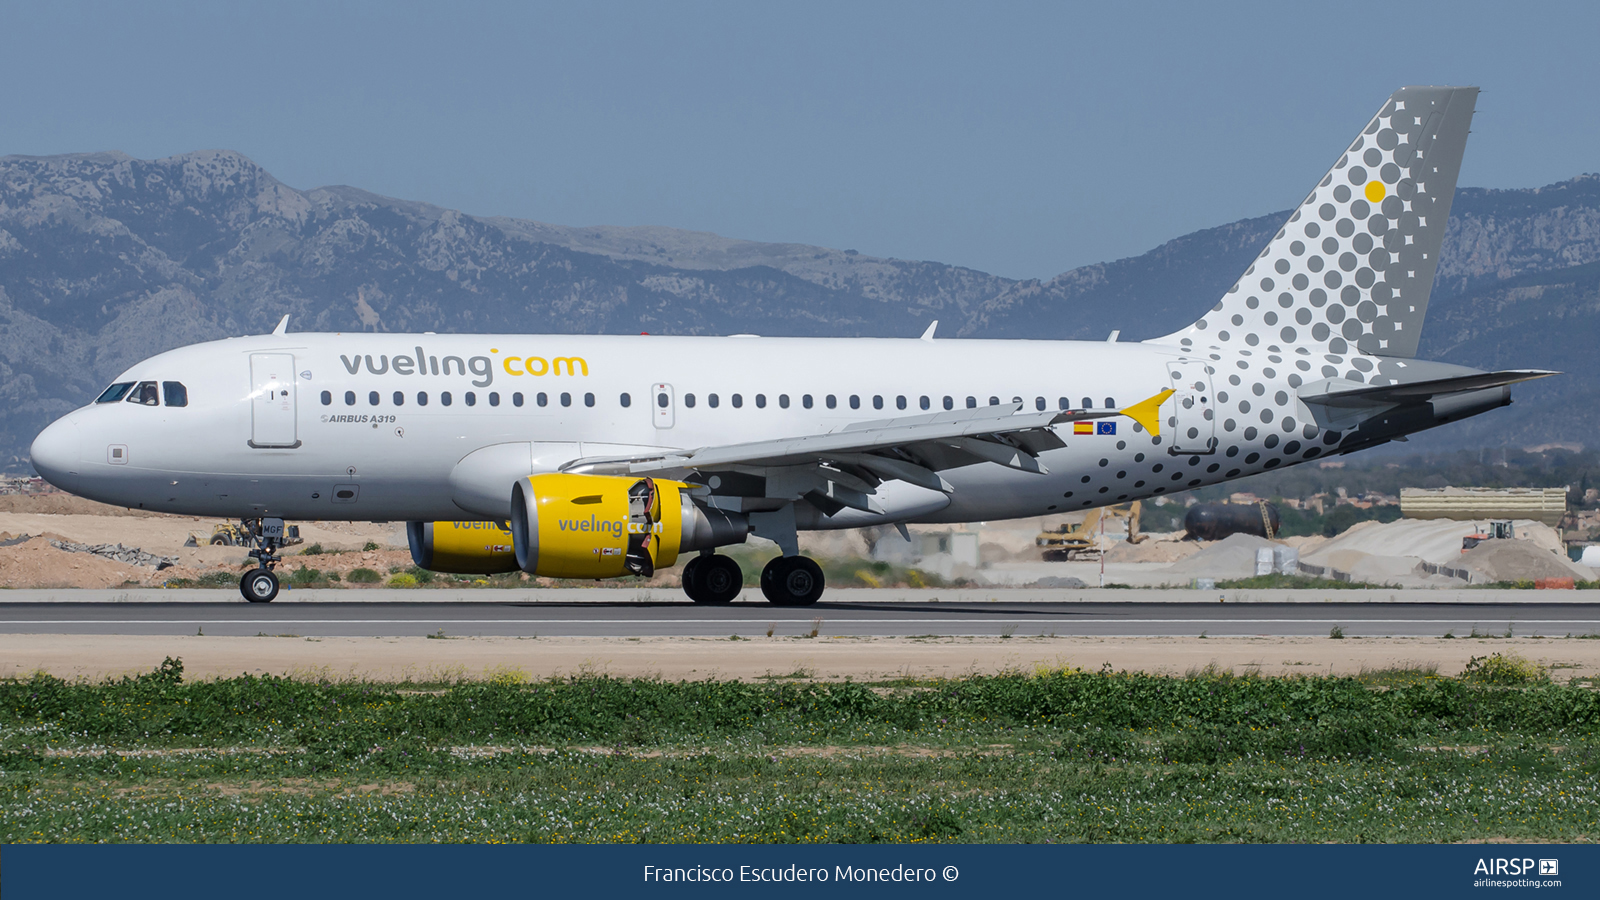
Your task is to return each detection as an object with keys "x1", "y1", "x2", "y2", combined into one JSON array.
[{"x1": 1119, "y1": 389, "x2": 1175, "y2": 437}]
